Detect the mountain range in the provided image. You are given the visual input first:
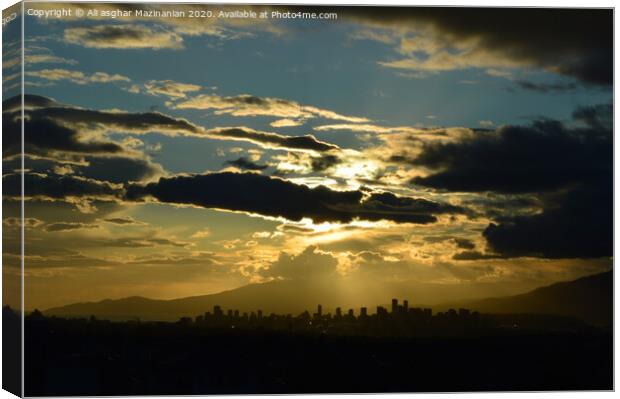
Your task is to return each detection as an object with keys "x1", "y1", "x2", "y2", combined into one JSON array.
[{"x1": 44, "y1": 270, "x2": 612, "y2": 326}]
